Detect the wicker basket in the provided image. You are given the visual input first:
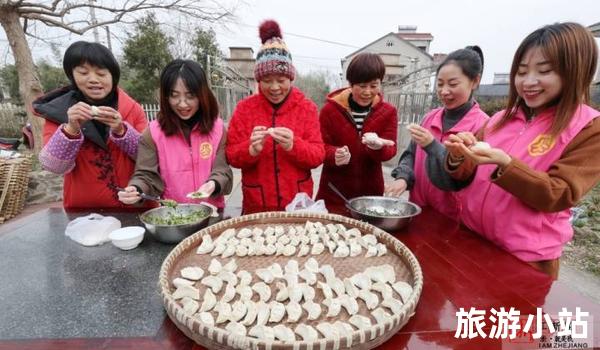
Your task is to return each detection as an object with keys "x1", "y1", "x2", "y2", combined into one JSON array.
[
  {"x1": 159, "y1": 211, "x2": 423, "y2": 350},
  {"x1": 0, "y1": 156, "x2": 32, "y2": 224}
]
